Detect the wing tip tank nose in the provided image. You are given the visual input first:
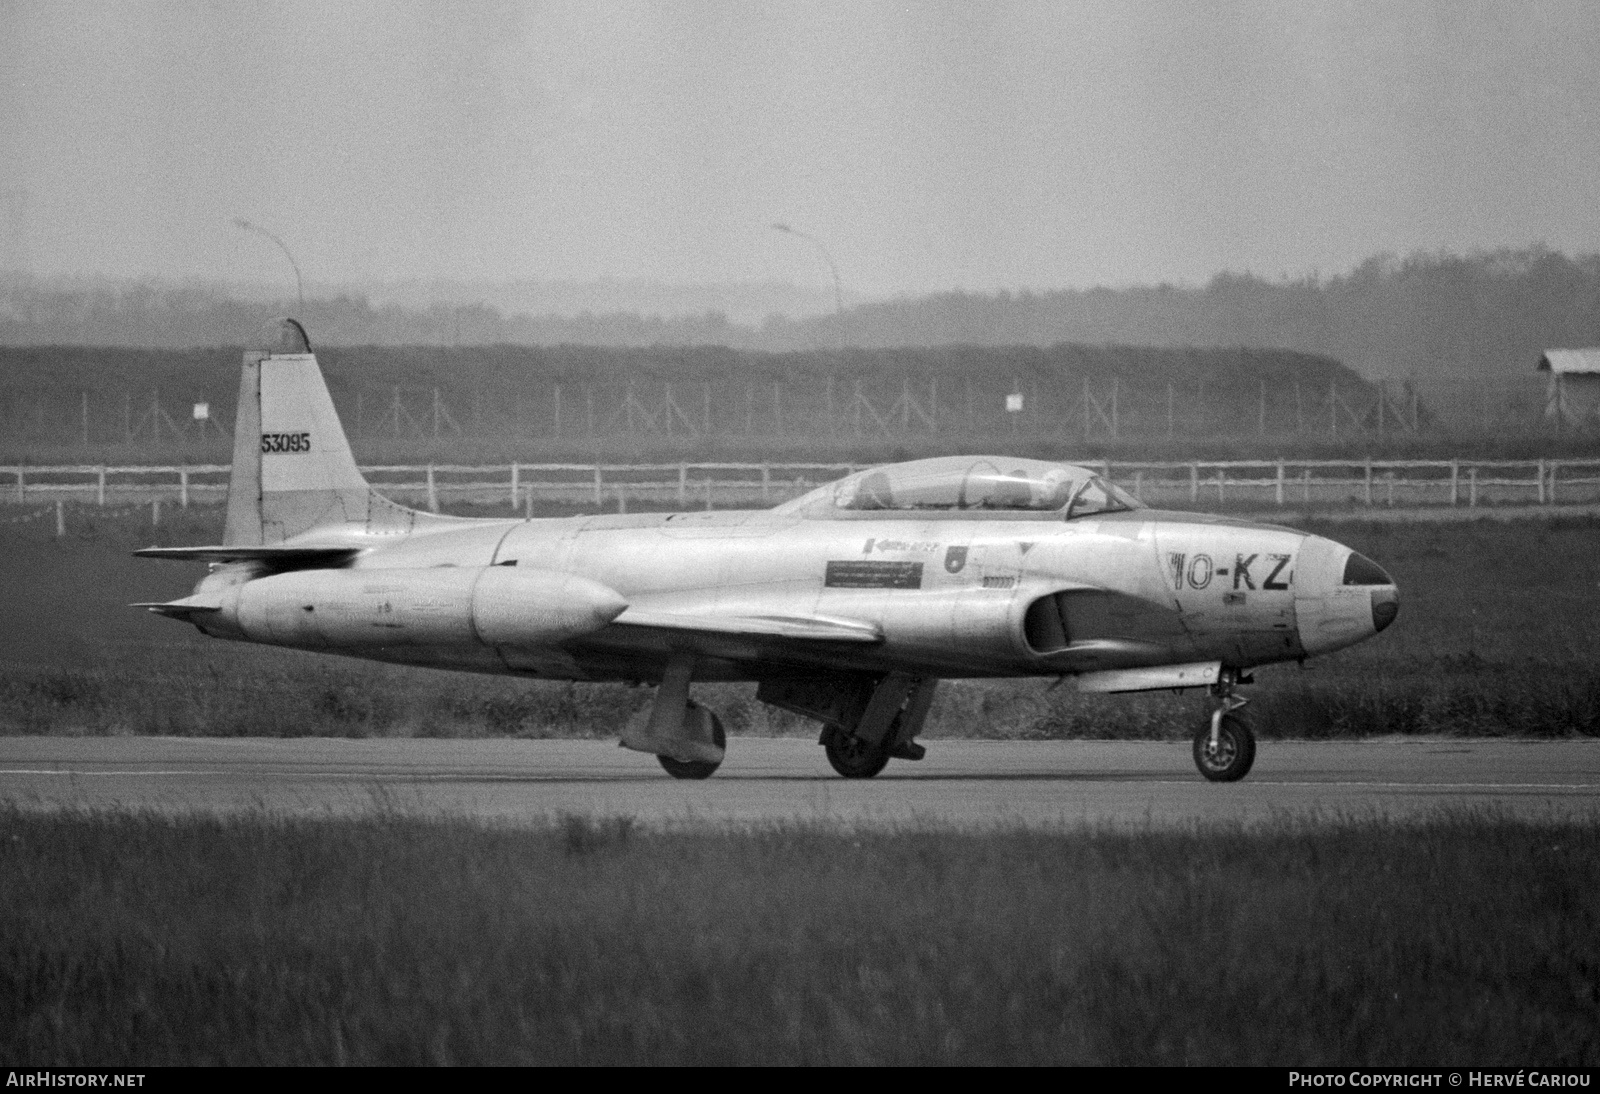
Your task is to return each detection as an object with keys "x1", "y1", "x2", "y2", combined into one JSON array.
[{"x1": 591, "y1": 585, "x2": 629, "y2": 626}]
